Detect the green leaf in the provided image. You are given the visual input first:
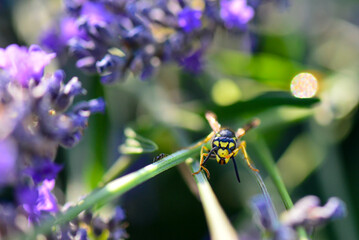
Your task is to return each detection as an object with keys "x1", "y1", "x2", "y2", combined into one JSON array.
[
  {"x1": 209, "y1": 91, "x2": 319, "y2": 118},
  {"x1": 98, "y1": 155, "x2": 133, "y2": 187},
  {"x1": 119, "y1": 128, "x2": 158, "y2": 154},
  {"x1": 18, "y1": 144, "x2": 202, "y2": 240},
  {"x1": 211, "y1": 51, "x2": 303, "y2": 89},
  {"x1": 188, "y1": 159, "x2": 238, "y2": 240}
]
